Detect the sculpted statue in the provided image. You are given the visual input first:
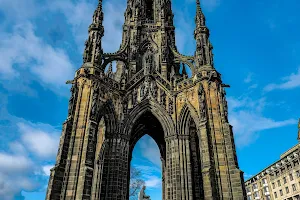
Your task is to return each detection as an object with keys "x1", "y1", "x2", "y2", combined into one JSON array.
[
  {"x1": 91, "y1": 89, "x2": 99, "y2": 117},
  {"x1": 138, "y1": 186, "x2": 151, "y2": 200},
  {"x1": 198, "y1": 84, "x2": 206, "y2": 121}
]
